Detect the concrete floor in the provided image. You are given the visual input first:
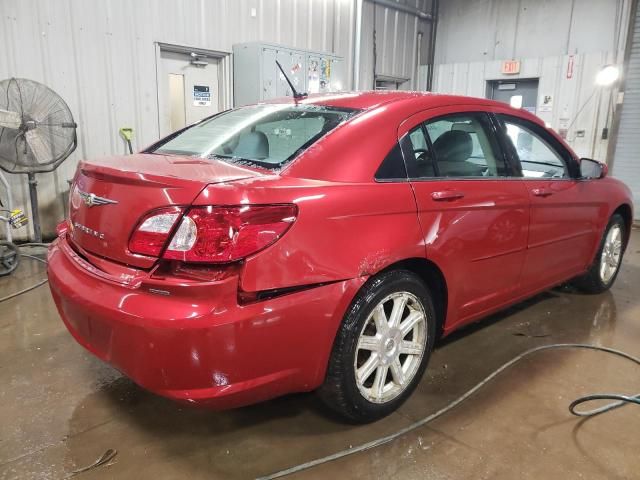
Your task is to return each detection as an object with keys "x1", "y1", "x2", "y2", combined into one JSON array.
[{"x1": 1, "y1": 232, "x2": 639, "y2": 480}]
